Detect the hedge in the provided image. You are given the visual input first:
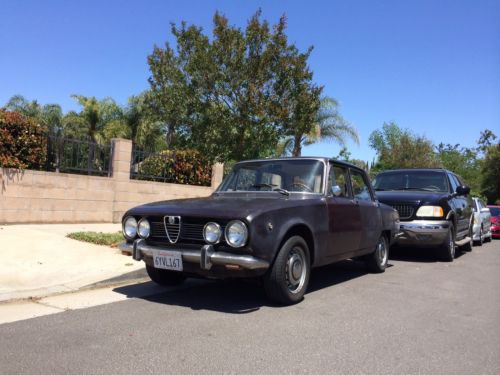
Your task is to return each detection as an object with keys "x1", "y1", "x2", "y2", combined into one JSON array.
[
  {"x1": 0, "y1": 110, "x2": 47, "y2": 169},
  {"x1": 137, "y1": 150, "x2": 212, "y2": 186}
]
